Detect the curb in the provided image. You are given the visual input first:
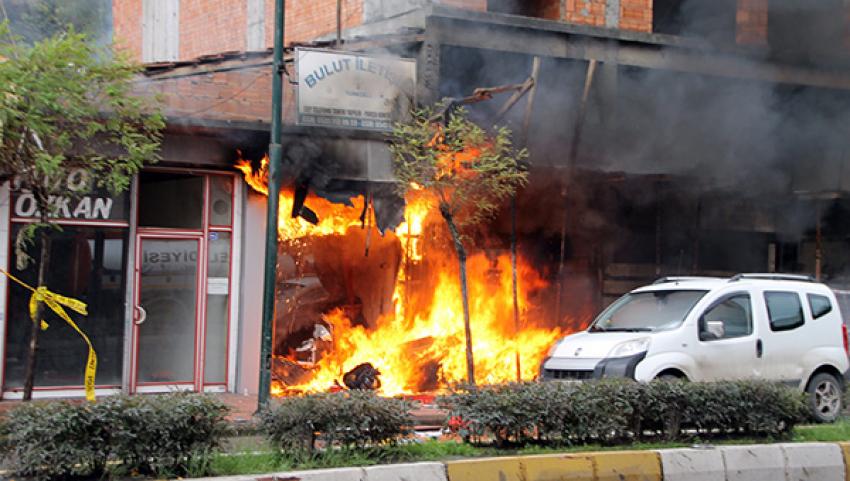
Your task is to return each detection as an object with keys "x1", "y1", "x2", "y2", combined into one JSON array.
[{"x1": 190, "y1": 442, "x2": 850, "y2": 481}]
